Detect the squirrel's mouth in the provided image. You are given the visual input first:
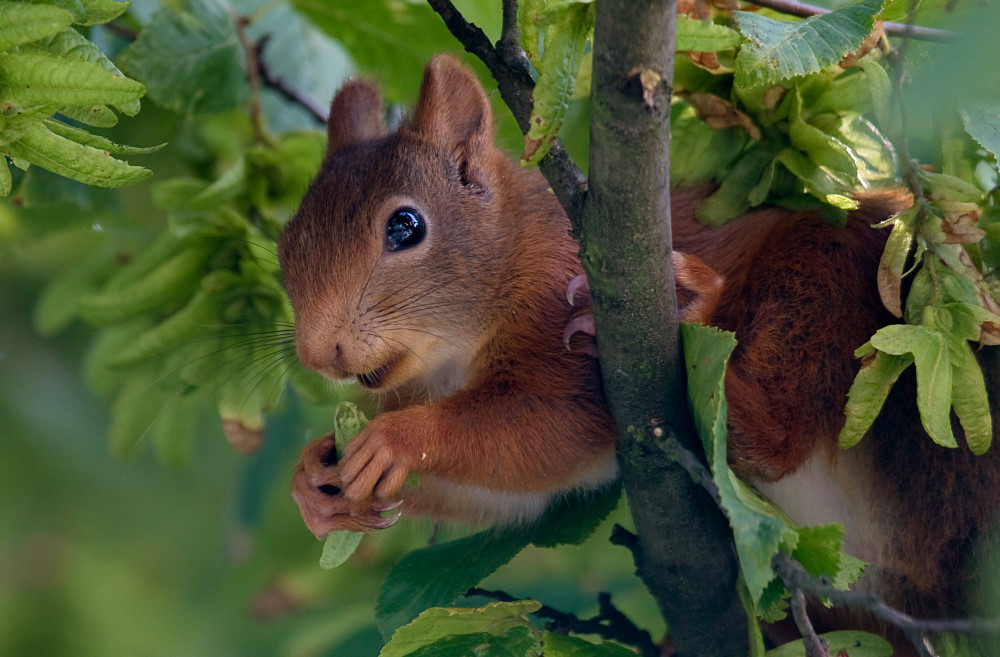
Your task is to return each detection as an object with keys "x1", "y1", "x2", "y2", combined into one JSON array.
[{"x1": 356, "y1": 356, "x2": 400, "y2": 390}]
